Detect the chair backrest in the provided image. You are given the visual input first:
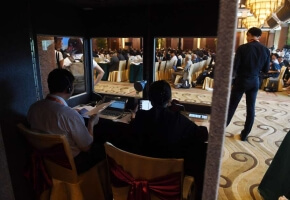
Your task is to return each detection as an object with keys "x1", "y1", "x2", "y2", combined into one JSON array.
[
  {"x1": 17, "y1": 123, "x2": 79, "y2": 183},
  {"x1": 200, "y1": 60, "x2": 207, "y2": 70},
  {"x1": 94, "y1": 57, "x2": 101, "y2": 63},
  {"x1": 278, "y1": 66, "x2": 286, "y2": 80},
  {"x1": 155, "y1": 62, "x2": 160, "y2": 72},
  {"x1": 206, "y1": 56, "x2": 211, "y2": 67},
  {"x1": 159, "y1": 61, "x2": 166, "y2": 71},
  {"x1": 104, "y1": 142, "x2": 184, "y2": 200},
  {"x1": 186, "y1": 63, "x2": 200, "y2": 83},
  {"x1": 165, "y1": 60, "x2": 173, "y2": 70},
  {"x1": 118, "y1": 60, "x2": 127, "y2": 71}
]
